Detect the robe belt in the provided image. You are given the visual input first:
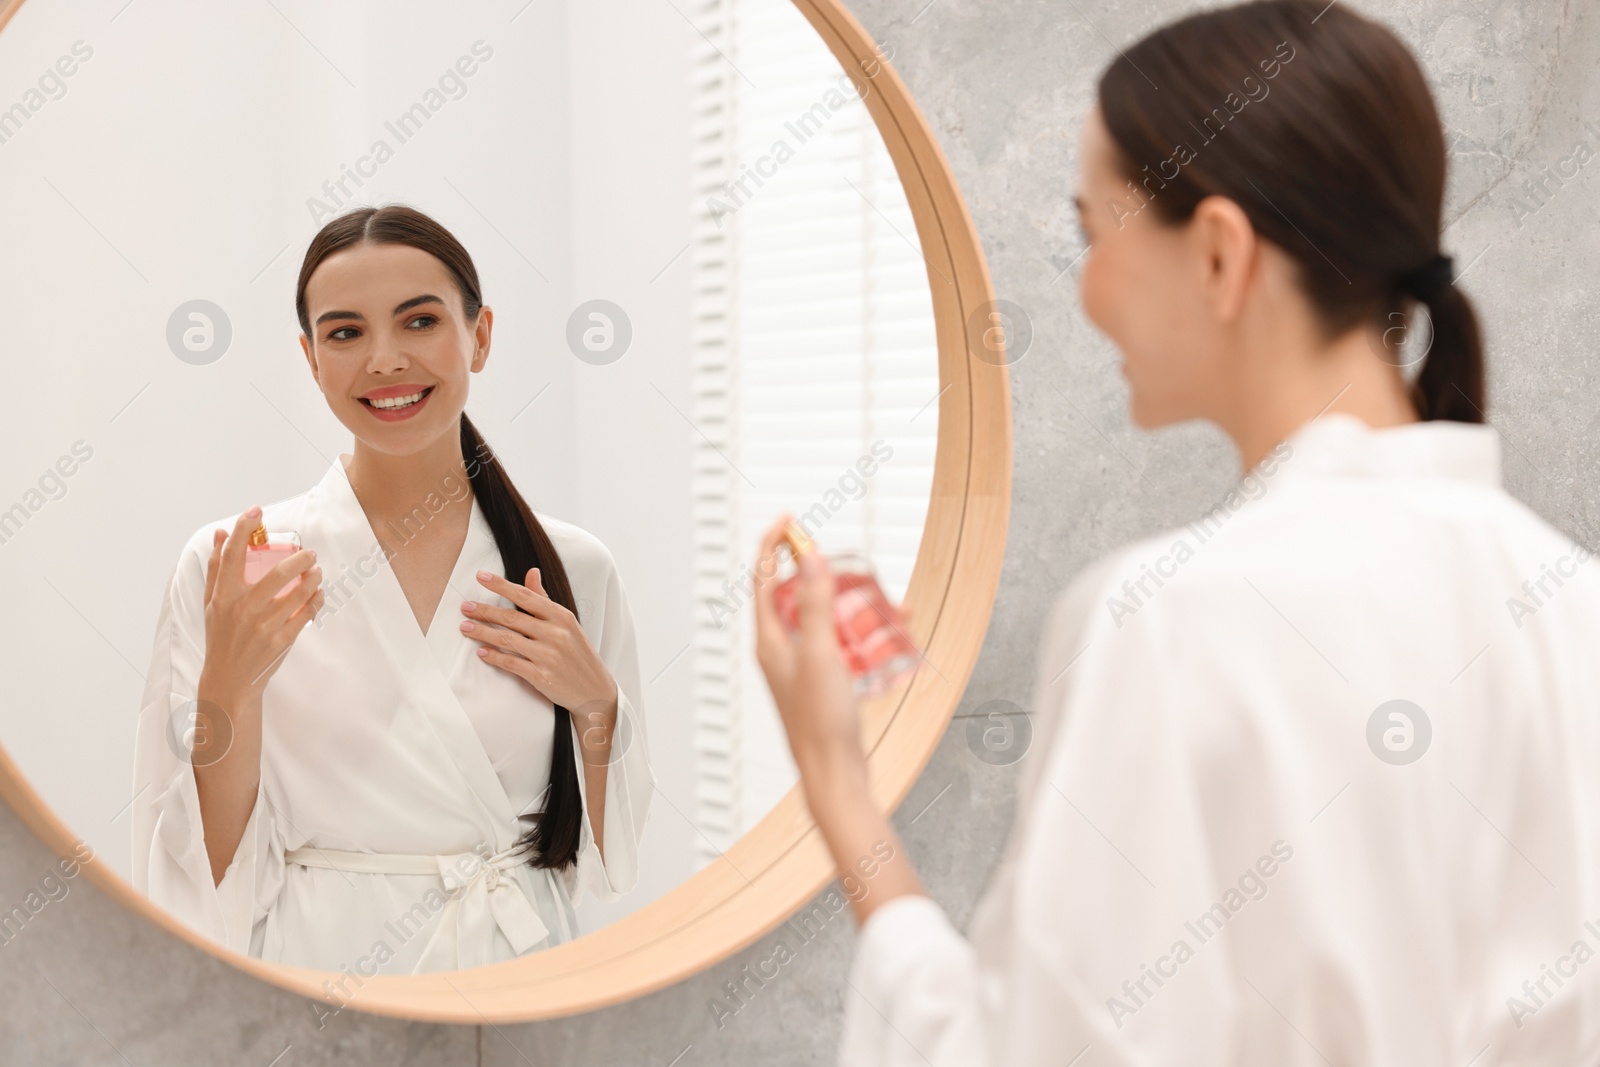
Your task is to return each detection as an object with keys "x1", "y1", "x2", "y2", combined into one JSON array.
[{"x1": 282, "y1": 845, "x2": 551, "y2": 973}]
